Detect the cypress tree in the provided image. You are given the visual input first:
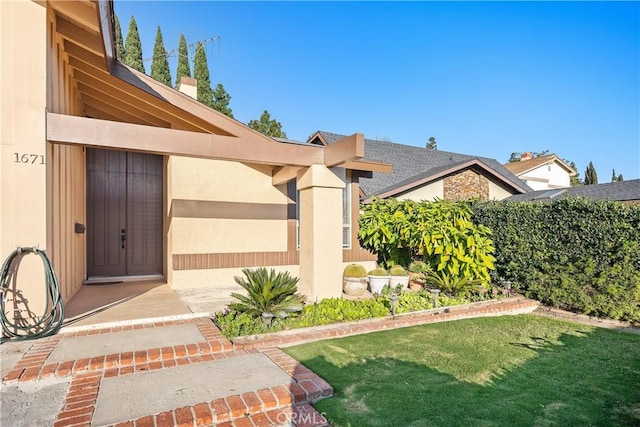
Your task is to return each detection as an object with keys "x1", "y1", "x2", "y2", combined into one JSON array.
[
  {"x1": 114, "y1": 14, "x2": 125, "y2": 60},
  {"x1": 212, "y1": 83, "x2": 234, "y2": 118},
  {"x1": 193, "y1": 42, "x2": 213, "y2": 107},
  {"x1": 150, "y1": 26, "x2": 172, "y2": 87},
  {"x1": 175, "y1": 34, "x2": 191, "y2": 87},
  {"x1": 124, "y1": 16, "x2": 145, "y2": 73},
  {"x1": 584, "y1": 161, "x2": 598, "y2": 185}
]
